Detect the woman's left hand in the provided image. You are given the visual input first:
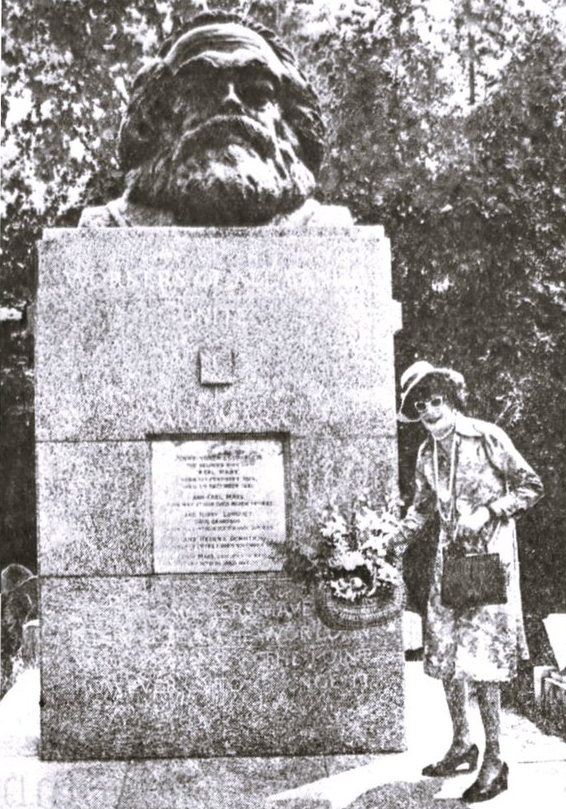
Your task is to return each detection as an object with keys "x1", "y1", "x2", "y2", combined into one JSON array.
[{"x1": 457, "y1": 506, "x2": 491, "y2": 534}]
